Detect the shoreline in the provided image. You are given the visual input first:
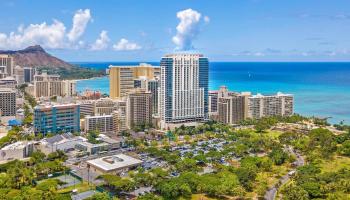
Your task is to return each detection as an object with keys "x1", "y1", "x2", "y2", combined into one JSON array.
[{"x1": 74, "y1": 75, "x2": 108, "y2": 82}]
